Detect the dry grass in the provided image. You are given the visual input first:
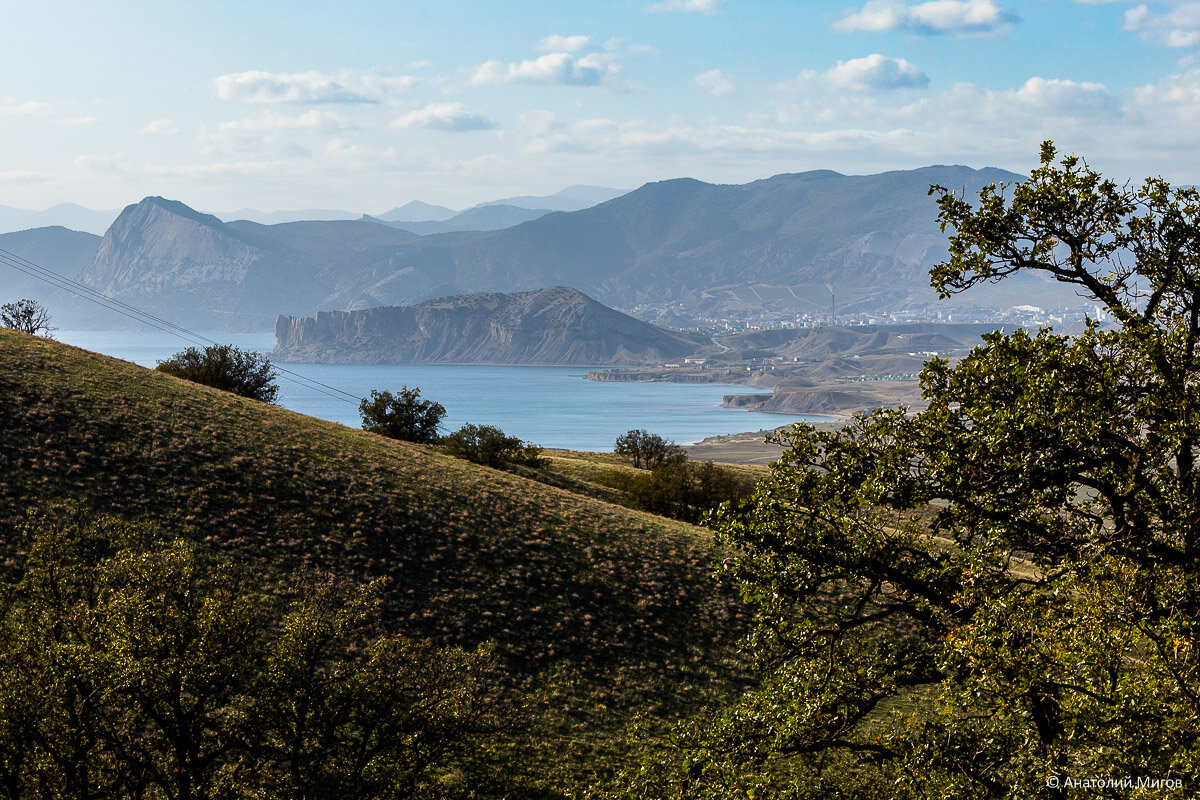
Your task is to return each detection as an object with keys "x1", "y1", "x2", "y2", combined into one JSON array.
[{"x1": 0, "y1": 329, "x2": 753, "y2": 791}]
